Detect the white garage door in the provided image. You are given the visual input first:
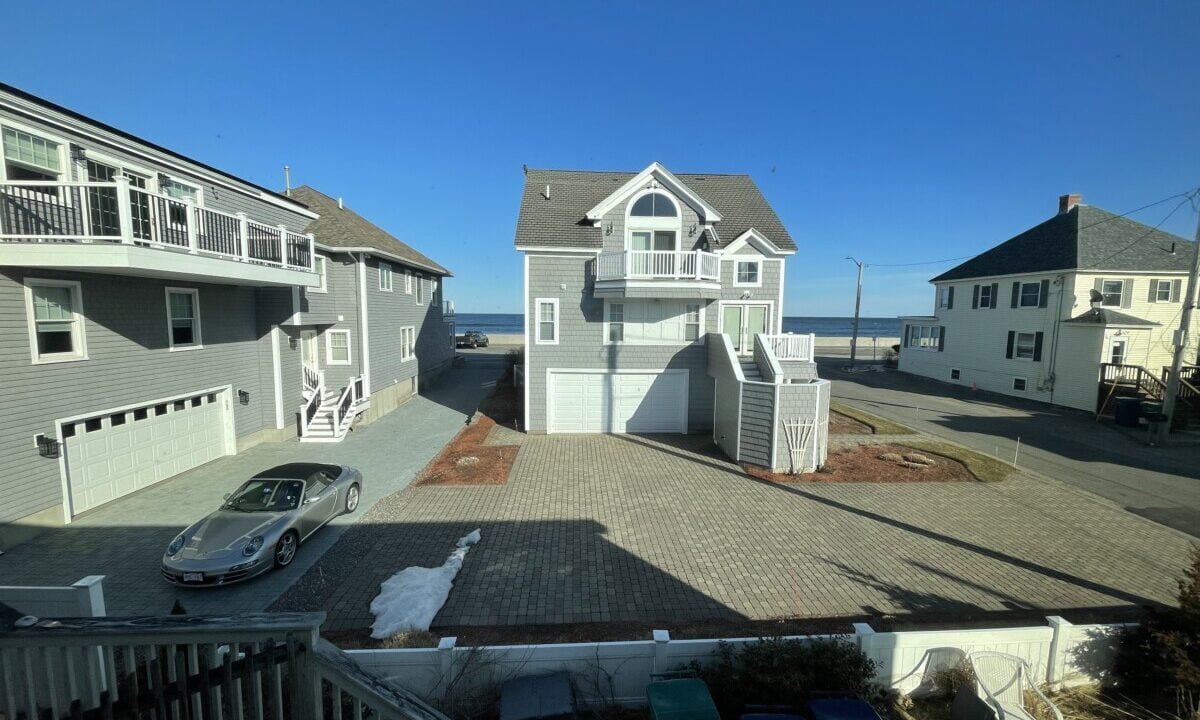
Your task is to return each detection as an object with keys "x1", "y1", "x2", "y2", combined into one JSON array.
[
  {"x1": 548, "y1": 371, "x2": 687, "y2": 434},
  {"x1": 63, "y1": 390, "x2": 232, "y2": 516}
]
